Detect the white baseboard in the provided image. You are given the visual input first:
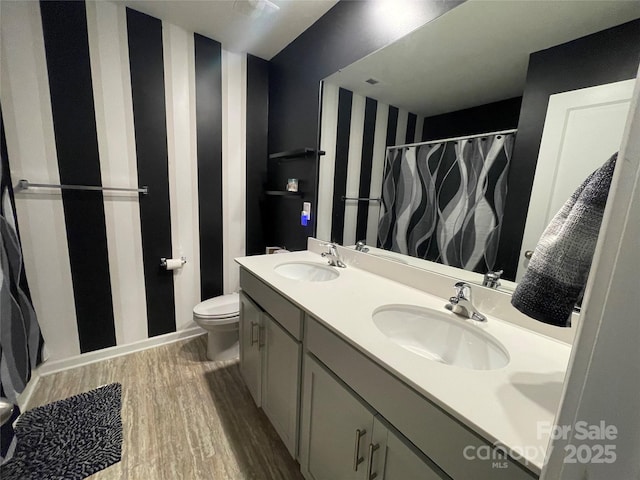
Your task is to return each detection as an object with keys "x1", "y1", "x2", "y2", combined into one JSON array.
[{"x1": 36, "y1": 326, "x2": 205, "y2": 378}]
